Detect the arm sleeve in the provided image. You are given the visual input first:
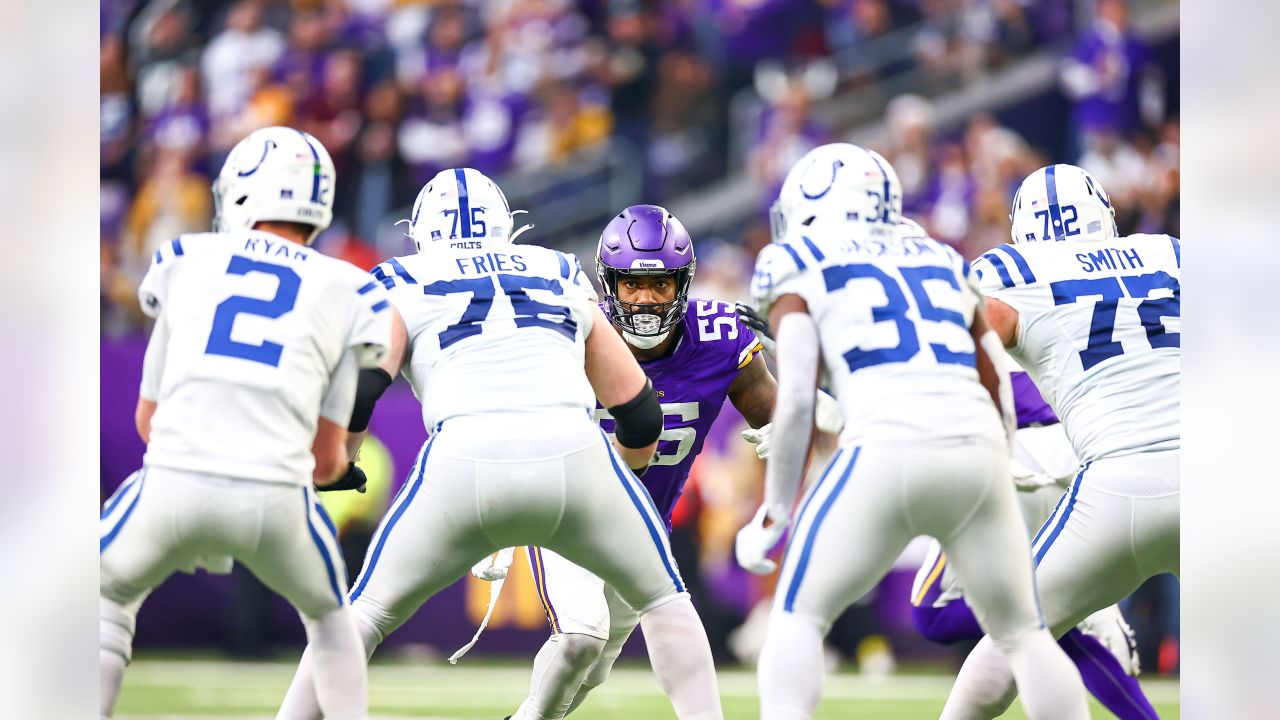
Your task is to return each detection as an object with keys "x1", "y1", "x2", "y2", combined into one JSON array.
[
  {"x1": 559, "y1": 252, "x2": 599, "y2": 337},
  {"x1": 138, "y1": 316, "x2": 169, "y2": 401},
  {"x1": 762, "y1": 312, "x2": 821, "y2": 518},
  {"x1": 348, "y1": 277, "x2": 393, "y2": 368},
  {"x1": 137, "y1": 237, "x2": 186, "y2": 318},
  {"x1": 319, "y1": 347, "x2": 360, "y2": 426},
  {"x1": 750, "y1": 242, "x2": 811, "y2": 319}
]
